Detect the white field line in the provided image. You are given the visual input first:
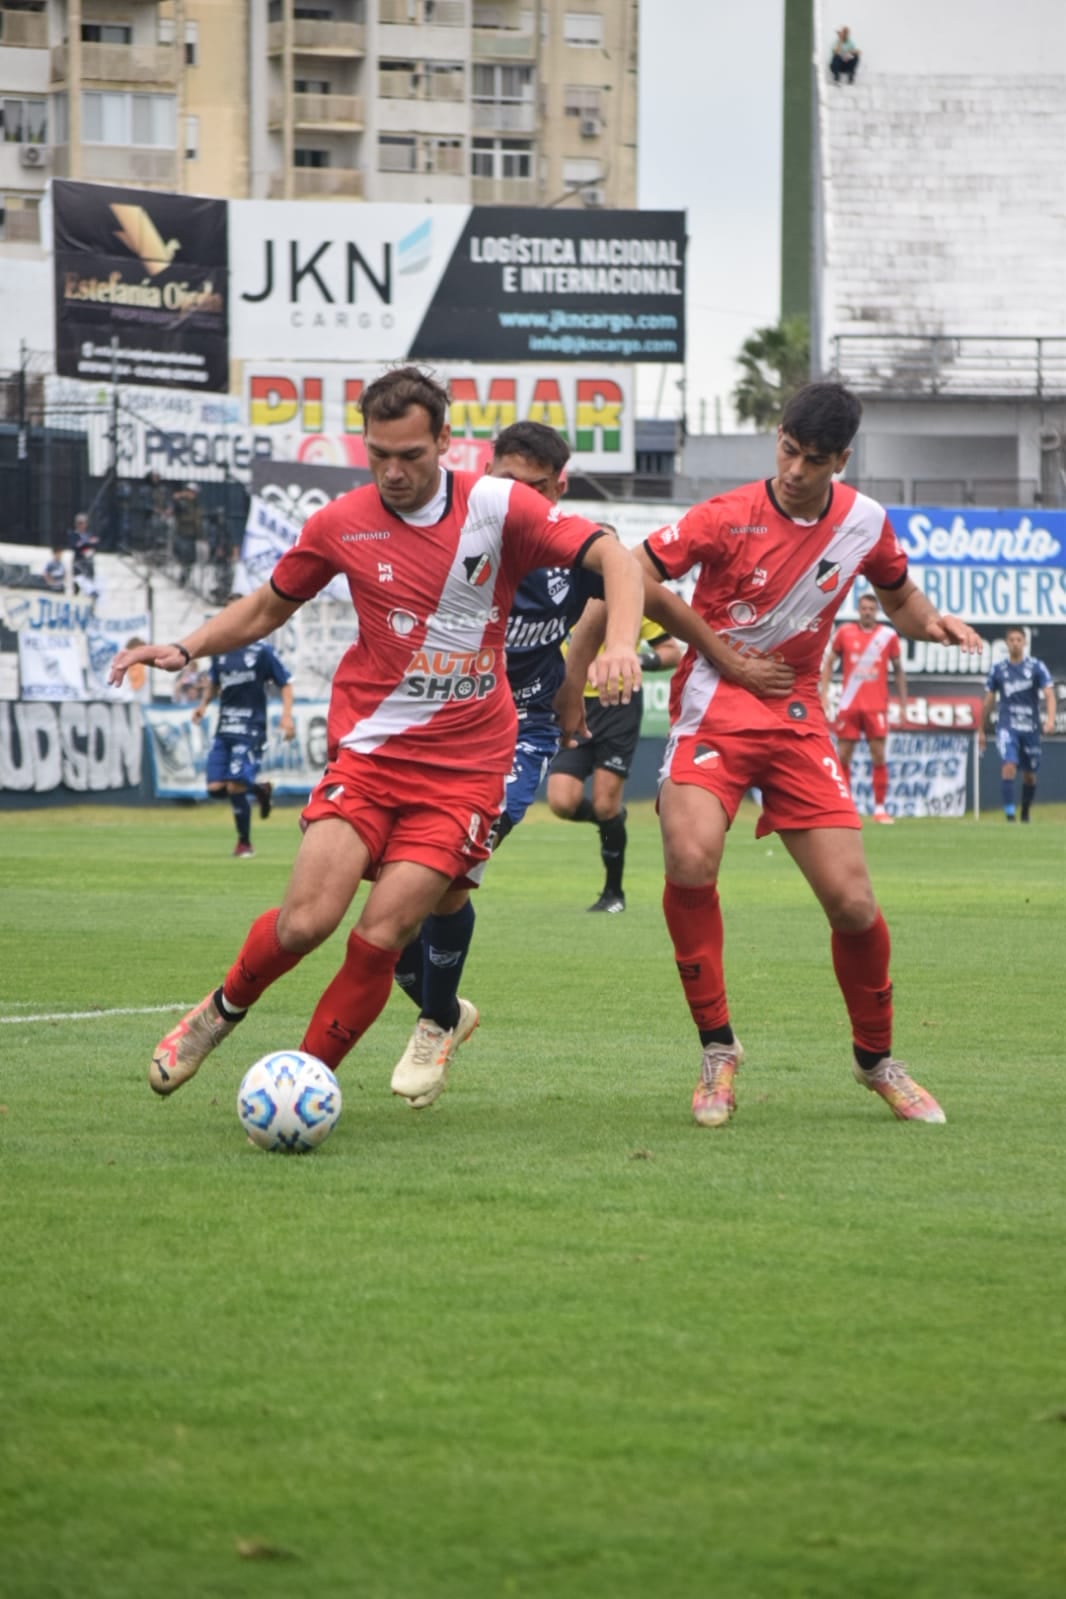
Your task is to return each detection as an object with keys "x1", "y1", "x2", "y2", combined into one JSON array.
[{"x1": 0, "y1": 1004, "x2": 194, "y2": 1026}]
